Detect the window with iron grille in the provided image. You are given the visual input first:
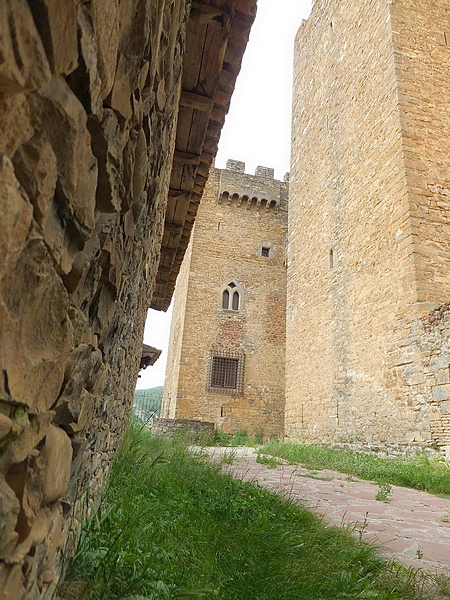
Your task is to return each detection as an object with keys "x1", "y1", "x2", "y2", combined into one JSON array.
[{"x1": 208, "y1": 351, "x2": 244, "y2": 393}]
